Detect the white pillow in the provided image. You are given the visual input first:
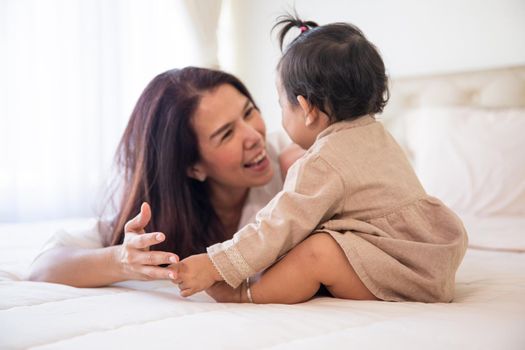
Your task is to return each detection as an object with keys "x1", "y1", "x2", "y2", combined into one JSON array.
[{"x1": 404, "y1": 107, "x2": 525, "y2": 218}]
